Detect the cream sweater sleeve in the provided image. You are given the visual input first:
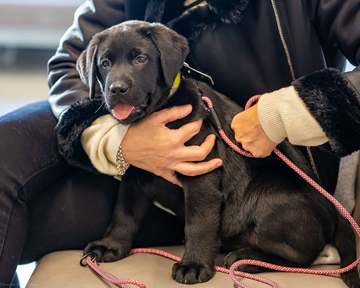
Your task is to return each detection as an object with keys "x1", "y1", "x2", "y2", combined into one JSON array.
[
  {"x1": 81, "y1": 115, "x2": 129, "y2": 176},
  {"x1": 257, "y1": 86, "x2": 328, "y2": 146}
]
